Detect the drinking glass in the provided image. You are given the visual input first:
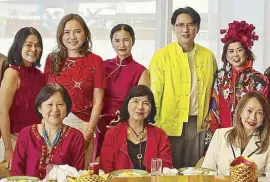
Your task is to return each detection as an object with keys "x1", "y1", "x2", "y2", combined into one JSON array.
[
  {"x1": 151, "y1": 158, "x2": 162, "y2": 176},
  {"x1": 46, "y1": 164, "x2": 58, "y2": 182}
]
